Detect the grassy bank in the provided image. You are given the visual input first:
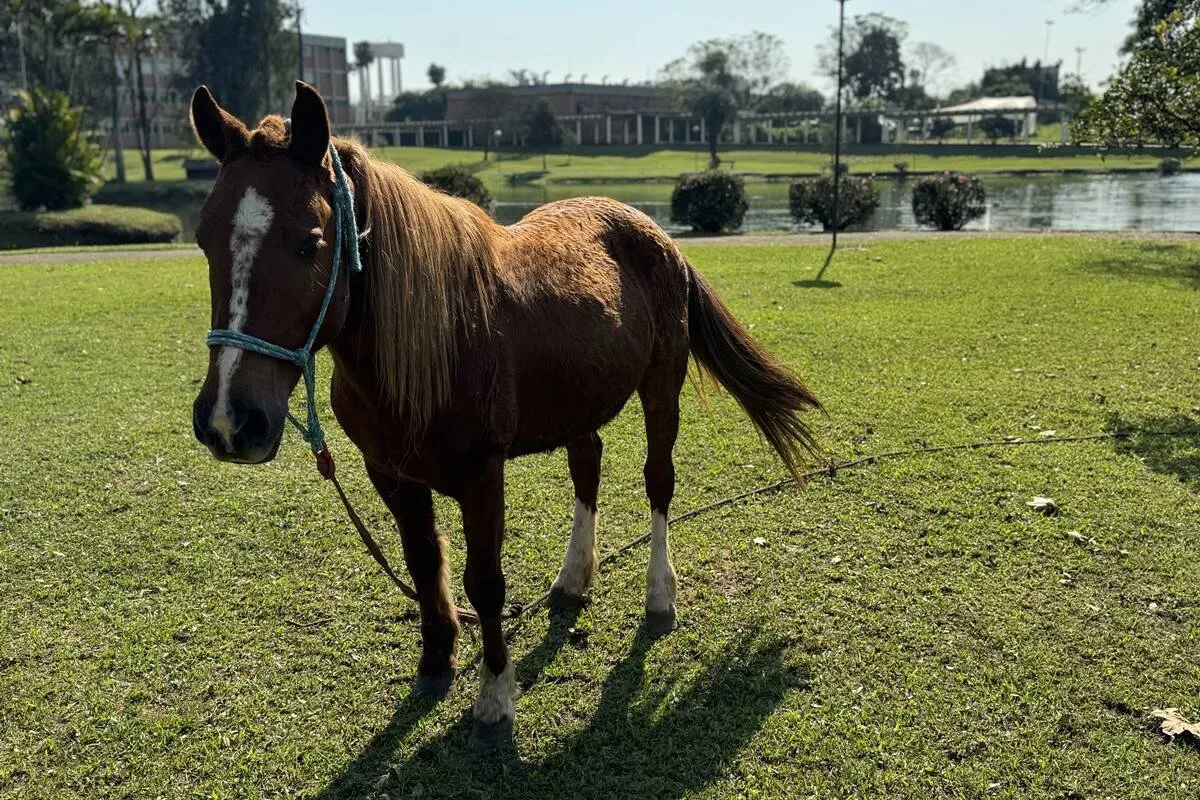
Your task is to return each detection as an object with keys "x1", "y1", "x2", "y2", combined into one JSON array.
[
  {"x1": 104, "y1": 146, "x2": 1182, "y2": 190},
  {"x1": 0, "y1": 204, "x2": 181, "y2": 250},
  {"x1": 3, "y1": 237, "x2": 1200, "y2": 798}
]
